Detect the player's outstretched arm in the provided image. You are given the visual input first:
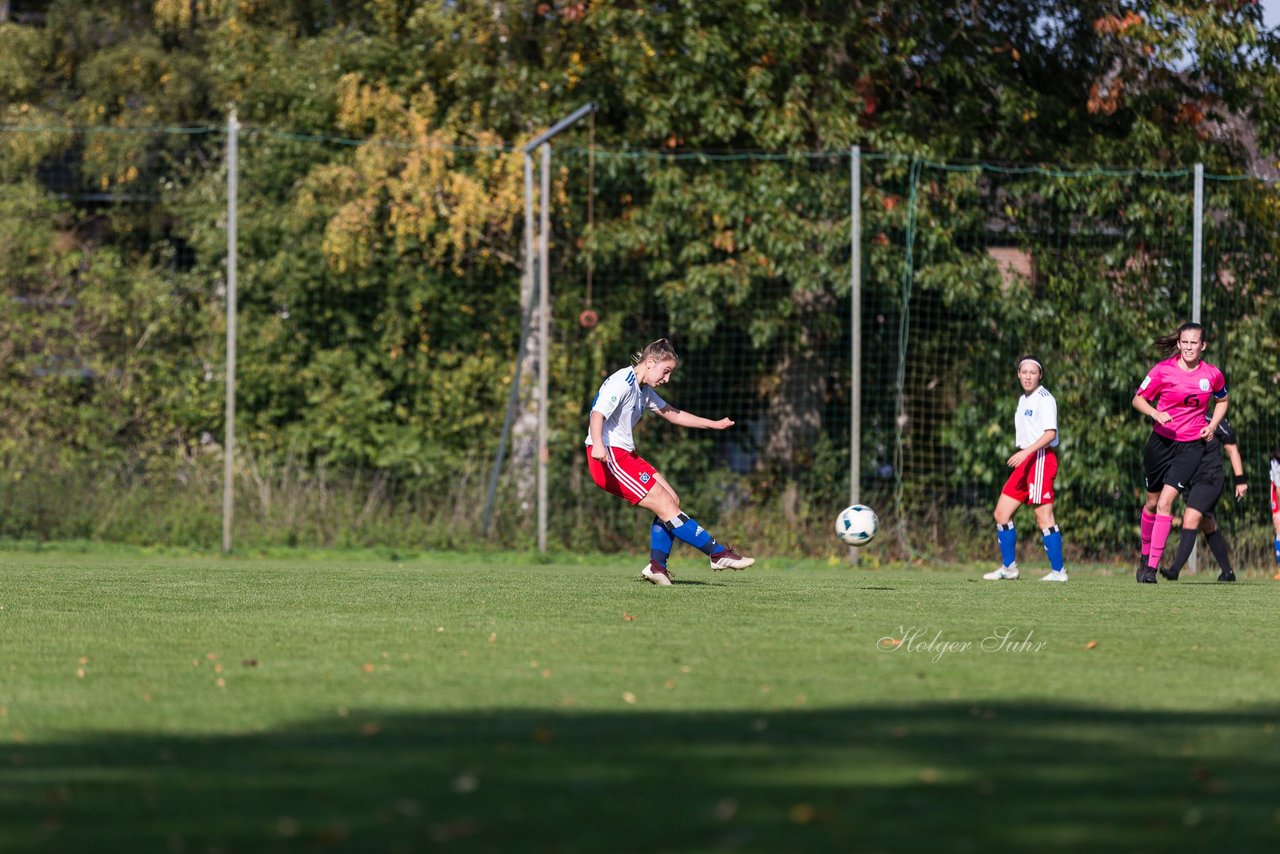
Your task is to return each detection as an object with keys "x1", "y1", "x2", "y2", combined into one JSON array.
[{"x1": 657, "y1": 406, "x2": 734, "y2": 430}]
